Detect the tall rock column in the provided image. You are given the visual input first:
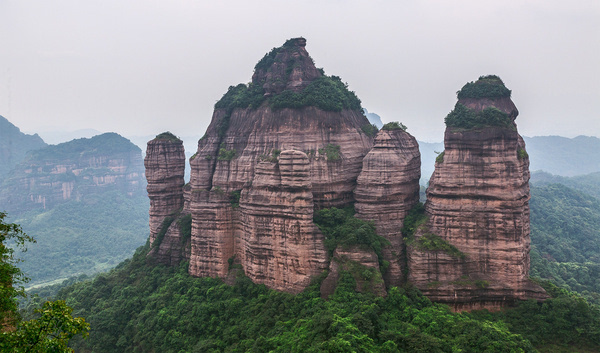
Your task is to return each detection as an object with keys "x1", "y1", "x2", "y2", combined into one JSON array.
[
  {"x1": 144, "y1": 132, "x2": 186, "y2": 245},
  {"x1": 239, "y1": 150, "x2": 329, "y2": 293},
  {"x1": 354, "y1": 127, "x2": 421, "y2": 287},
  {"x1": 409, "y1": 76, "x2": 547, "y2": 311}
]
